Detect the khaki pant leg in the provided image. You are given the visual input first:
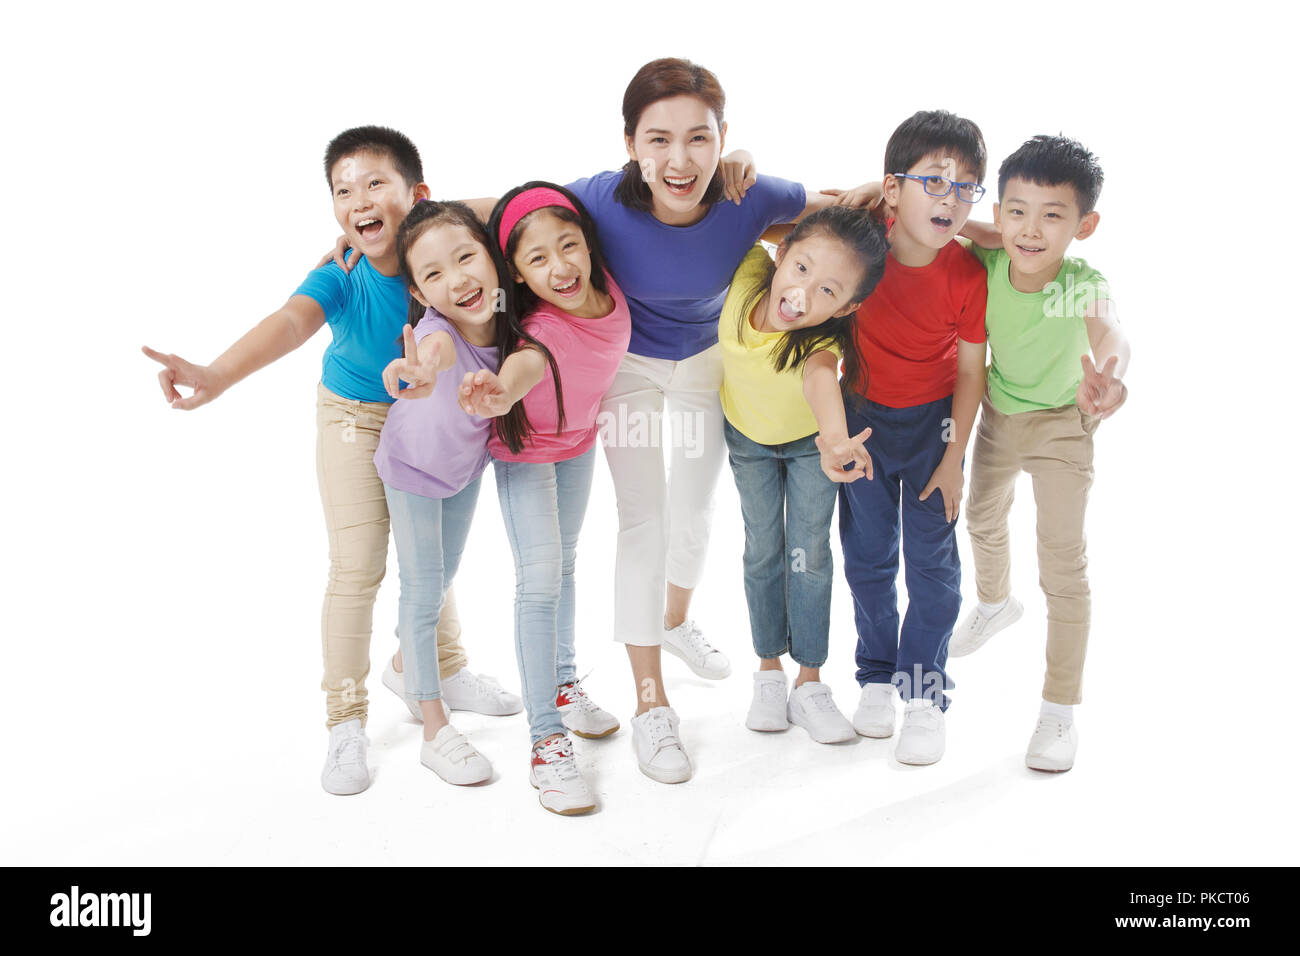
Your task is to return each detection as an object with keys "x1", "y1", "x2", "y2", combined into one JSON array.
[
  {"x1": 965, "y1": 398, "x2": 1022, "y2": 605},
  {"x1": 316, "y1": 384, "x2": 391, "y2": 729},
  {"x1": 1023, "y1": 405, "x2": 1097, "y2": 705},
  {"x1": 436, "y1": 584, "x2": 468, "y2": 678}
]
